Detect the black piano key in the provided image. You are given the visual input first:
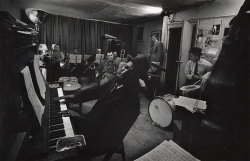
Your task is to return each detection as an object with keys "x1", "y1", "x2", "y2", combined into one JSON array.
[
  {"x1": 50, "y1": 109, "x2": 60, "y2": 112},
  {"x1": 49, "y1": 124, "x2": 64, "y2": 131},
  {"x1": 49, "y1": 130, "x2": 65, "y2": 138},
  {"x1": 49, "y1": 120, "x2": 63, "y2": 126},
  {"x1": 49, "y1": 128, "x2": 65, "y2": 134},
  {"x1": 49, "y1": 120, "x2": 63, "y2": 125},
  {"x1": 49, "y1": 131, "x2": 65, "y2": 140},
  {"x1": 49, "y1": 123, "x2": 64, "y2": 129},
  {"x1": 50, "y1": 109, "x2": 61, "y2": 113},
  {"x1": 49, "y1": 114, "x2": 62, "y2": 118},
  {"x1": 50, "y1": 102, "x2": 60, "y2": 106},
  {"x1": 49, "y1": 116, "x2": 62, "y2": 120}
]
